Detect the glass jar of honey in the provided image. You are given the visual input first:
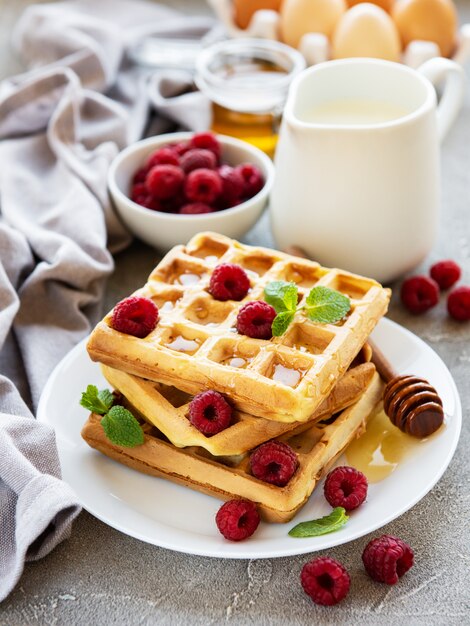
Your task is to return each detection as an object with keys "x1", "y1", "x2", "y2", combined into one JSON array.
[{"x1": 195, "y1": 39, "x2": 305, "y2": 157}]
